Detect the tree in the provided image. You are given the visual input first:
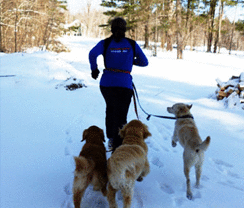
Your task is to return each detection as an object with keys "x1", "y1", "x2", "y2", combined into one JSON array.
[
  {"x1": 176, "y1": 0, "x2": 183, "y2": 59},
  {"x1": 75, "y1": 2, "x2": 109, "y2": 38},
  {"x1": 206, "y1": 0, "x2": 217, "y2": 52},
  {"x1": 0, "y1": 0, "x2": 66, "y2": 53},
  {"x1": 229, "y1": 0, "x2": 239, "y2": 54},
  {"x1": 160, "y1": 0, "x2": 174, "y2": 51},
  {"x1": 101, "y1": 0, "x2": 155, "y2": 46},
  {"x1": 214, "y1": 0, "x2": 224, "y2": 53},
  {"x1": 101, "y1": 0, "x2": 139, "y2": 33},
  {"x1": 138, "y1": 0, "x2": 155, "y2": 48},
  {"x1": 236, "y1": 20, "x2": 244, "y2": 35}
]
